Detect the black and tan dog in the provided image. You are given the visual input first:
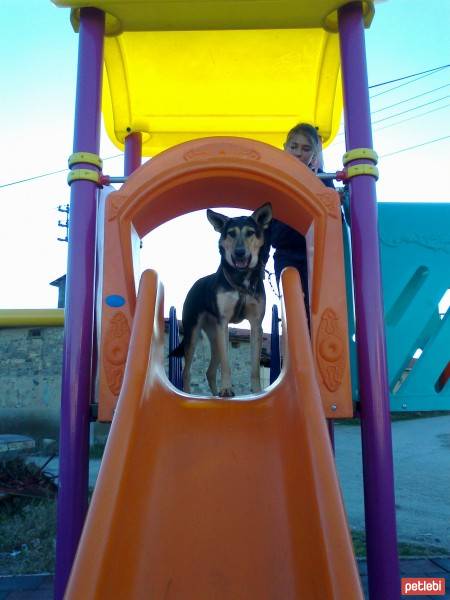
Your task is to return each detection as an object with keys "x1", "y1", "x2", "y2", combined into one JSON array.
[{"x1": 172, "y1": 203, "x2": 272, "y2": 397}]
